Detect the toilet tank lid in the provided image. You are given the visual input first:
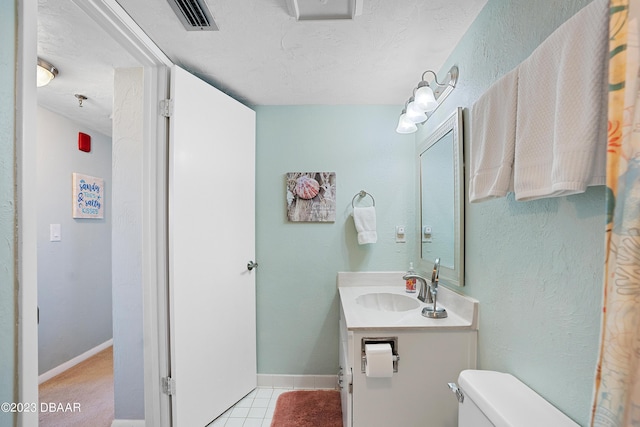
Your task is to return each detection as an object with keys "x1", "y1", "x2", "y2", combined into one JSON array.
[{"x1": 458, "y1": 370, "x2": 579, "y2": 427}]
